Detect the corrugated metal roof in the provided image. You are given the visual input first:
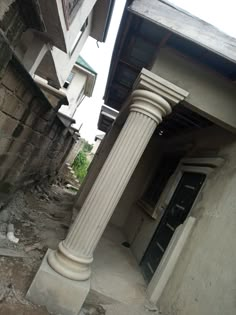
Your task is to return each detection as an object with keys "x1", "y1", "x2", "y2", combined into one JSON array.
[{"x1": 76, "y1": 56, "x2": 97, "y2": 75}]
